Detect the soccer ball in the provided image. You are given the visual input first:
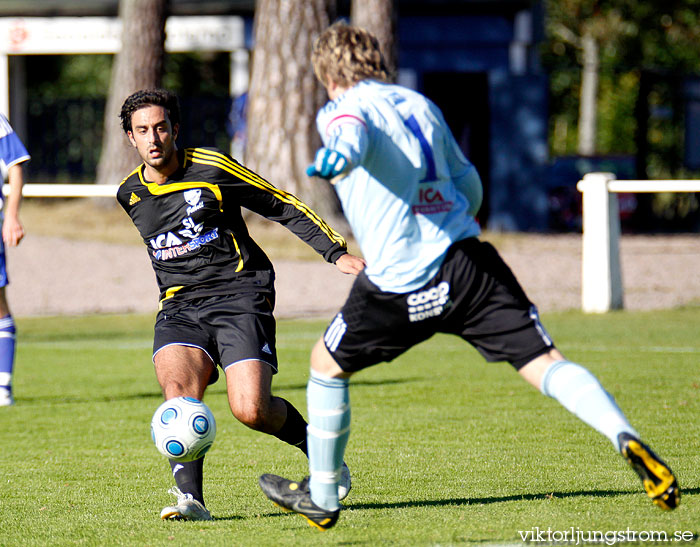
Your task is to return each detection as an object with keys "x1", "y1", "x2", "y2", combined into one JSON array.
[{"x1": 151, "y1": 397, "x2": 216, "y2": 462}]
